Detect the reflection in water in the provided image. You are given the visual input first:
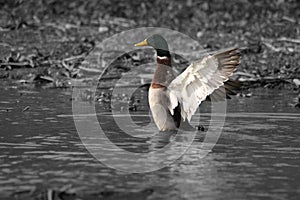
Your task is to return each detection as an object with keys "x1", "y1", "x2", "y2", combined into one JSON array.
[{"x1": 0, "y1": 87, "x2": 299, "y2": 199}]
